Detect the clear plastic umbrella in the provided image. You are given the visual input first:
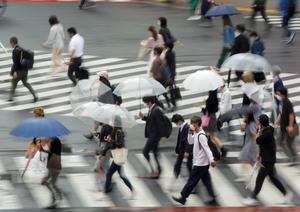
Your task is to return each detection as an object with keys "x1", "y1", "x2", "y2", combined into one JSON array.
[
  {"x1": 183, "y1": 70, "x2": 224, "y2": 92},
  {"x1": 73, "y1": 102, "x2": 137, "y2": 128},
  {"x1": 242, "y1": 83, "x2": 272, "y2": 106}
]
